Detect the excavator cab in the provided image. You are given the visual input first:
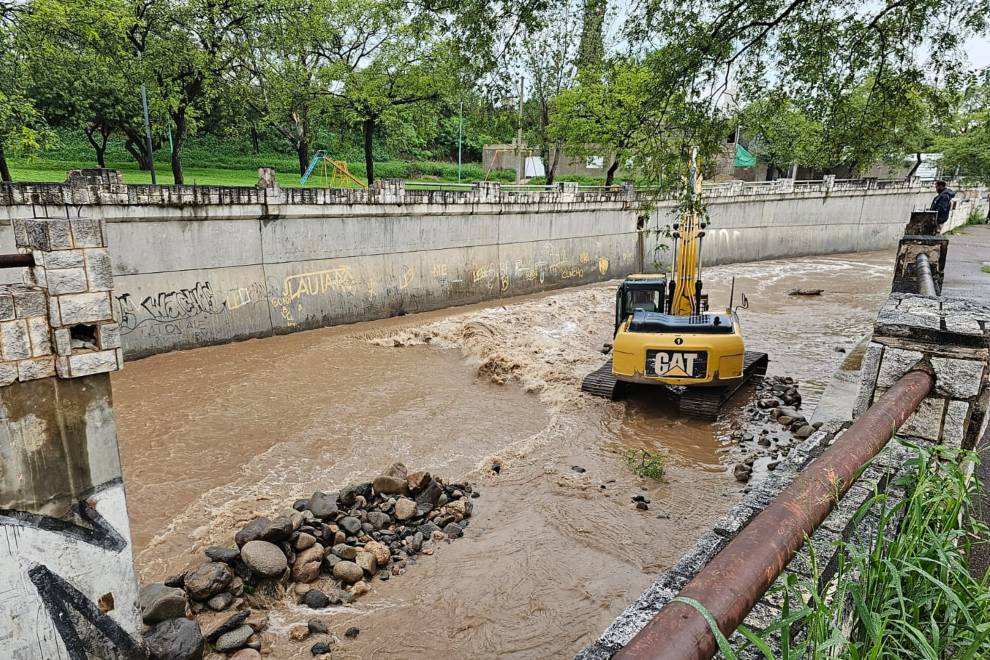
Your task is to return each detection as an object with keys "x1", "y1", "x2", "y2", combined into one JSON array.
[{"x1": 615, "y1": 277, "x2": 667, "y2": 332}]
